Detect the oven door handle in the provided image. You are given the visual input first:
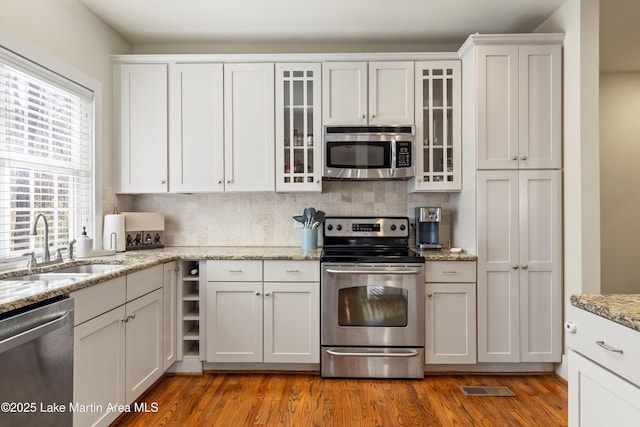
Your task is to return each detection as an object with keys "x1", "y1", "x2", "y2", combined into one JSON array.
[
  {"x1": 326, "y1": 349, "x2": 421, "y2": 358},
  {"x1": 325, "y1": 268, "x2": 423, "y2": 275}
]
